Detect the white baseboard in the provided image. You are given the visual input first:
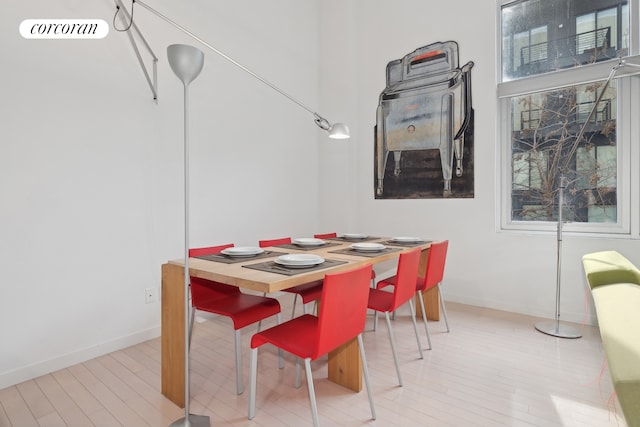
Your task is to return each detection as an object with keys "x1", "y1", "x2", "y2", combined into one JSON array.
[
  {"x1": 445, "y1": 292, "x2": 597, "y2": 326},
  {"x1": 0, "y1": 326, "x2": 160, "y2": 390}
]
